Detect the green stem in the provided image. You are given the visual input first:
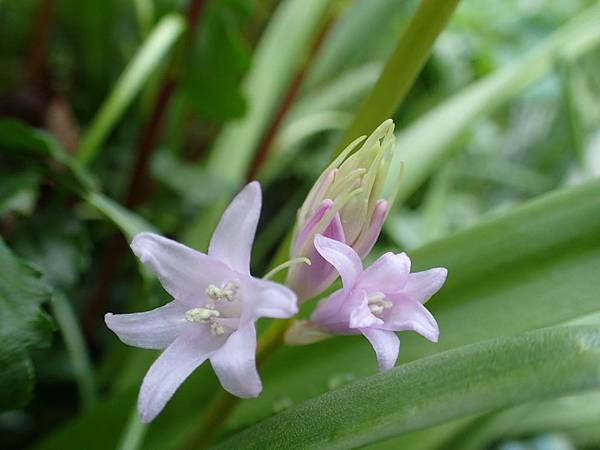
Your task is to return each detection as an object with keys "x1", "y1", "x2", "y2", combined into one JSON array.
[
  {"x1": 182, "y1": 319, "x2": 293, "y2": 449},
  {"x1": 116, "y1": 403, "x2": 148, "y2": 450},
  {"x1": 334, "y1": 0, "x2": 461, "y2": 155},
  {"x1": 50, "y1": 292, "x2": 97, "y2": 411}
]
